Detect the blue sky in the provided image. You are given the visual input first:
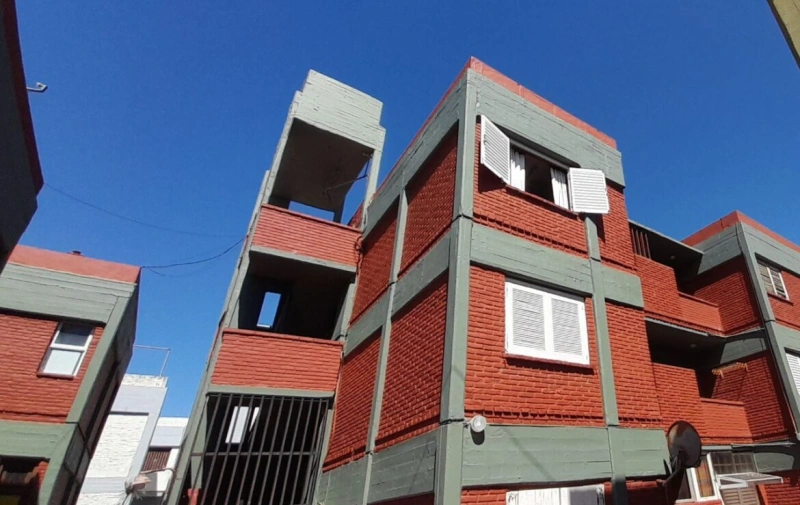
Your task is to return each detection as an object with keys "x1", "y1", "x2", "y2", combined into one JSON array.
[{"x1": 15, "y1": 1, "x2": 800, "y2": 416}]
